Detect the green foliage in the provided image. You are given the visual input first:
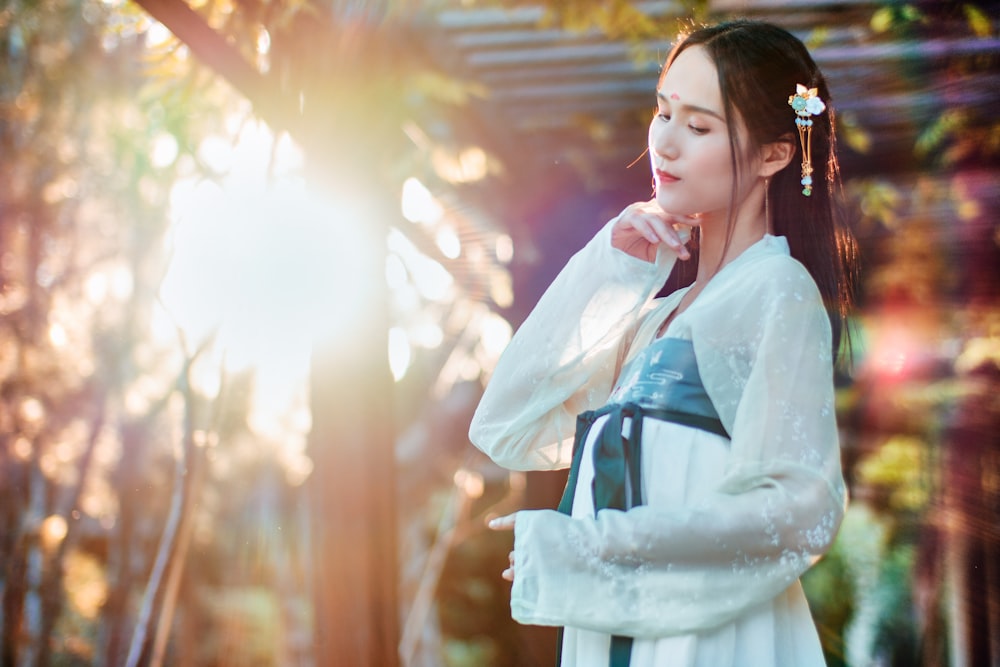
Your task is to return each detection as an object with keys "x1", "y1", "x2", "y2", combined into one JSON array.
[
  {"x1": 838, "y1": 110, "x2": 873, "y2": 156},
  {"x1": 870, "y1": 3, "x2": 925, "y2": 35},
  {"x1": 916, "y1": 109, "x2": 1000, "y2": 167},
  {"x1": 857, "y1": 435, "x2": 932, "y2": 512},
  {"x1": 408, "y1": 70, "x2": 490, "y2": 106},
  {"x1": 541, "y1": 0, "x2": 704, "y2": 40},
  {"x1": 803, "y1": 25, "x2": 831, "y2": 51},
  {"x1": 871, "y1": 543, "x2": 918, "y2": 659},
  {"x1": 916, "y1": 109, "x2": 968, "y2": 158},
  {"x1": 199, "y1": 587, "x2": 282, "y2": 663},
  {"x1": 848, "y1": 178, "x2": 903, "y2": 230},
  {"x1": 802, "y1": 539, "x2": 854, "y2": 667},
  {"x1": 868, "y1": 1, "x2": 1000, "y2": 169}
]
